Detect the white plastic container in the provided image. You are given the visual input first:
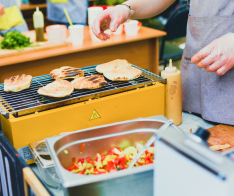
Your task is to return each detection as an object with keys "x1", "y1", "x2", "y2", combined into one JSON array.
[
  {"x1": 46, "y1": 25, "x2": 67, "y2": 44},
  {"x1": 69, "y1": 25, "x2": 84, "y2": 46},
  {"x1": 124, "y1": 20, "x2": 139, "y2": 36},
  {"x1": 29, "y1": 141, "x2": 61, "y2": 189},
  {"x1": 113, "y1": 24, "x2": 123, "y2": 35},
  {"x1": 88, "y1": 7, "x2": 103, "y2": 26}
]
